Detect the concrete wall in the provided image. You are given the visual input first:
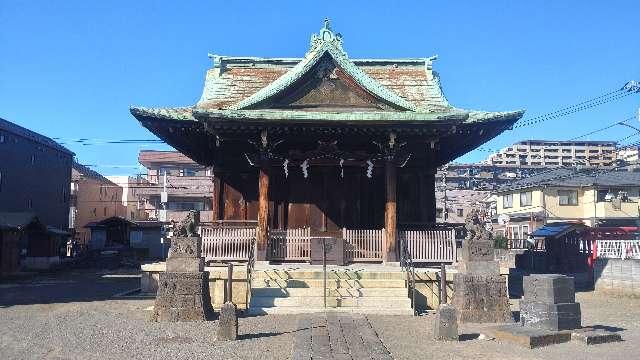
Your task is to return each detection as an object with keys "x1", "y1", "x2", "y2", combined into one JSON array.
[{"x1": 594, "y1": 258, "x2": 640, "y2": 296}]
